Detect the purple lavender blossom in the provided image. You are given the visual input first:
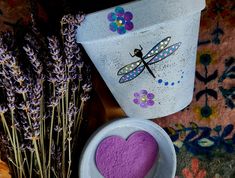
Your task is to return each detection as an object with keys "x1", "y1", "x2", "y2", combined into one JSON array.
[
  {"x1": 48, "y1": 36, "x2": 66, "y2": 96},
  {"x1": 0, "y1": 38, "x2": 8, "y2": 64},
  {"x1": 133, "y1": 90, "x2": 155, "y2": 108},
  {"x1": 61, "y1": 14, "x2": 85, "y2": 25},
  {"x1": 25, "y1": 80, "x2": 43, "y2": 139},
  {"x1": 0, "y1": 42, "x2": 26, "y2": 88},
  {"x1": 2, "y1": 78, "x2": 16, "y2": 110},
  {"x1": 0, "y1": 13, "x2": 91, "y2": 178},
  {"x1": 23, "y1": 44, "x2": 43, "y2": 77},
  {"x1": 61, "y1": 15, "x2": 84, "y2": 83}
]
